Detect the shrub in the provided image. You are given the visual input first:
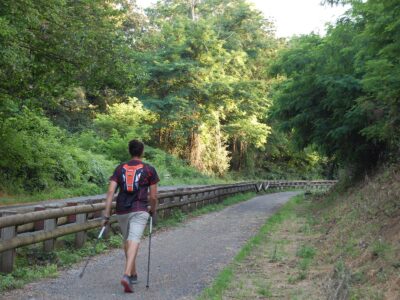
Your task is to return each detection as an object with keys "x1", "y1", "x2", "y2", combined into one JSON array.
[{"x1": 0, "y1": 109, "x2": 114, "y2": 194}]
